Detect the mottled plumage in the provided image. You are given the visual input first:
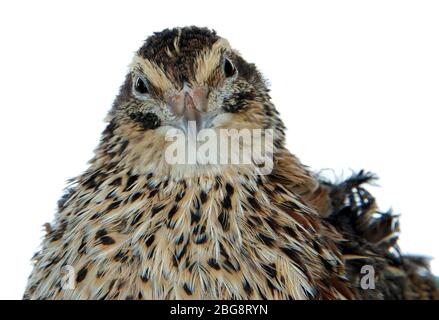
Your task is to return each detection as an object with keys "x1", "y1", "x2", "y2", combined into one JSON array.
[
  {"x1": 24, "y1": 27, "x2": 437, "y2": 300},
  {"x1": 323, "y1": 171, "x2": 439, "y2": 299}
]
